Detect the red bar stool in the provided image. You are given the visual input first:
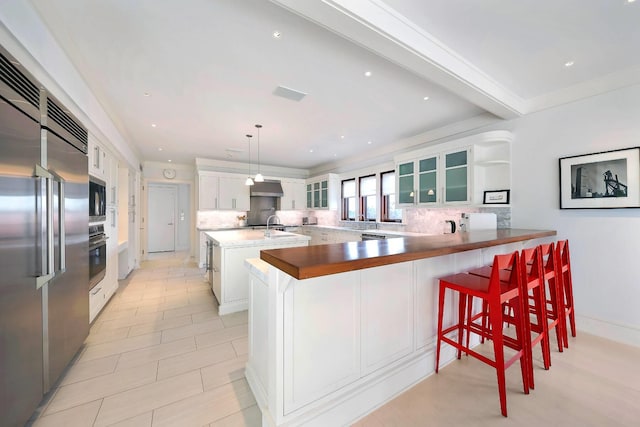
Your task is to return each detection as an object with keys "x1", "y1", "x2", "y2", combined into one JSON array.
[
  {"x1": 556, "y1": 239, "x2": 576, "y2": 347},
  {"x1": 467, "y1": 246, "x2": 551, "y2": 389},
  {"x1": 540, "y1": 242, "x2": 565, "y2": 353},
  {"x1": 435, "y1": 251, "x2": 529, "y2": 417}
]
